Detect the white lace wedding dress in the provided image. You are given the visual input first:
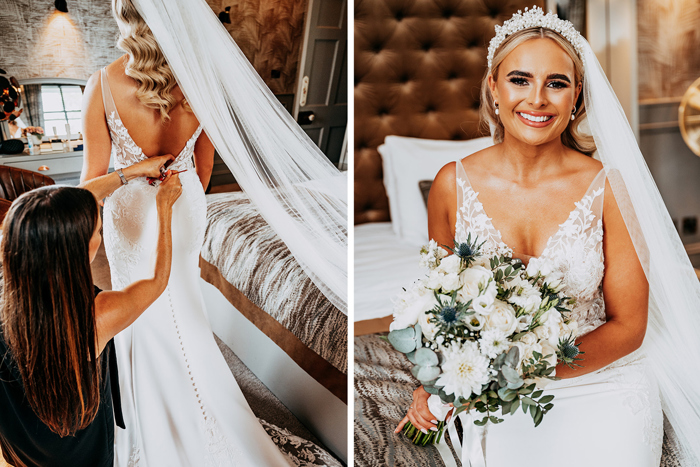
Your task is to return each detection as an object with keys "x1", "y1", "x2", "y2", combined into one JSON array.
[
  {"x1": 99, "y1": 69, "x2": 291, "y2": 466},
  {"x1": 454, "y1": 161, "x2": 663, "y2": 466}
]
